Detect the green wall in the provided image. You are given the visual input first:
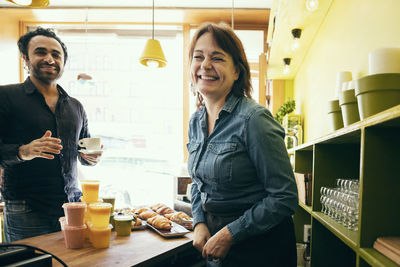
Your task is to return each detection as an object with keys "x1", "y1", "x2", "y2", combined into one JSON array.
[{"x1": 294, "y1": 0, "x2": 400, "y2": 142}]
